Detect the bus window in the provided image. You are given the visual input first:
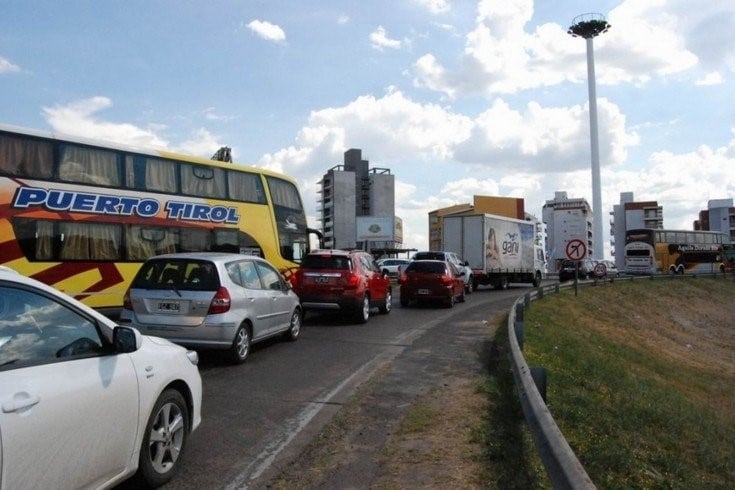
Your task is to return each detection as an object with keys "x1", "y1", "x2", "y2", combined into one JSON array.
[
  {"x1": 60, "y1": 222, "x2": 121, "y2": 260},
  {"x1": 125, "y1": 155, "x2": 178, "y2": 193},
  {"x1": 180, "y1": 228, "x2": 212, "y2": 252},
  {"x1": 181, "y1": 163, "x2": 226, "y2": 198},
  {"x1": 0, "y1": 133, "x2": 53, "y2": 178},
  {"x1": 125, "y1": 226, "x2": 178, "y2": 260},
  {"x1": 227, "y1": 170, "x2": 266, "y2": 203},
  {"x1": 59, "y1": 144, "x2": 121, "y2": 187}
]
